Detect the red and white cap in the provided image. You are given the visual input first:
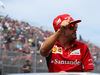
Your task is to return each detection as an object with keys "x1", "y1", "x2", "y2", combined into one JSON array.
[{"x1": 53, "y1": 14, "x2": 81, "y2": 31}]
